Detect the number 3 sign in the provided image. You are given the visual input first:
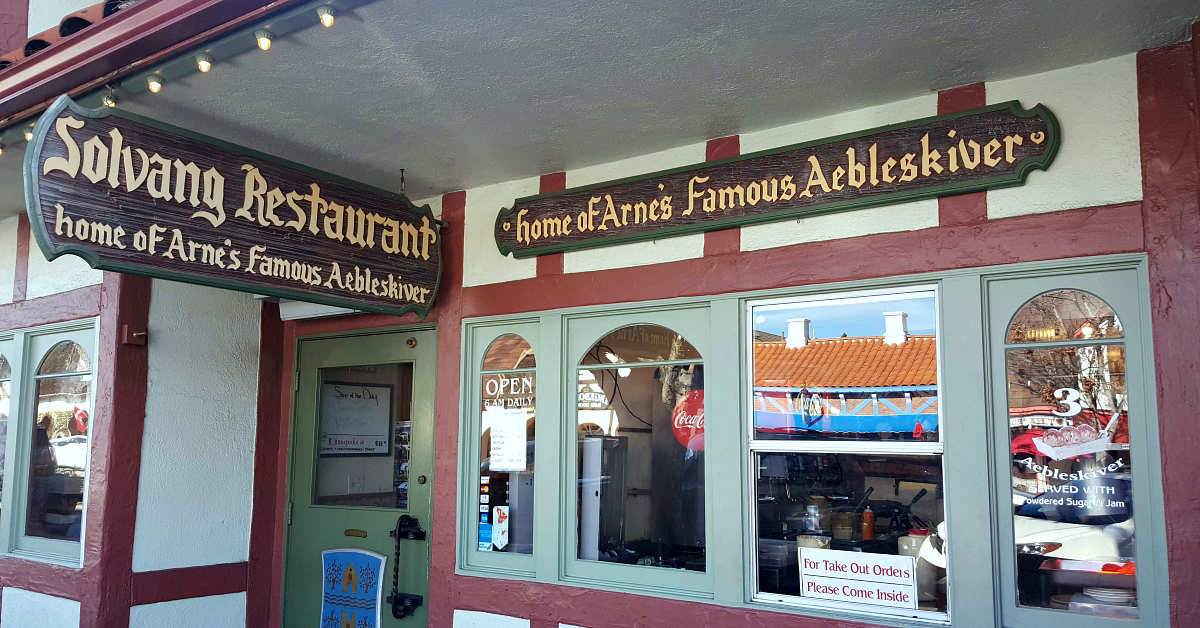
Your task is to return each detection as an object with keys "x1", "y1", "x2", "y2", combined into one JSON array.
[{"x1": 1051, "y1": 387, "x2": 1083, "y2": 417}]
